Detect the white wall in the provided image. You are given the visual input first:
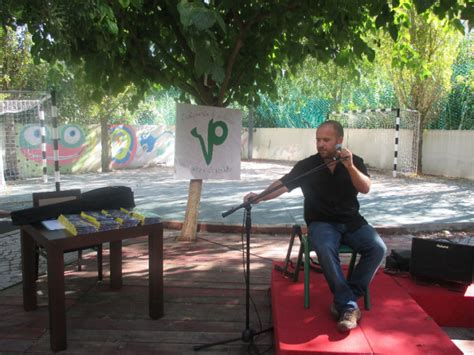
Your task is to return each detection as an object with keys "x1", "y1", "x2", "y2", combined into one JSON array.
[
  {"x1": 343, "y1": 128, "x2": 394, "y2": 170},
  {"x1": 243, "y1": 128, "x2": 316, "y2": 161},
  {"x1": 423, "y1": 130, "x2": 474, "y2": 180},
  {"x1": 242, "y1": 128, "x2": 474, "y2": 180}
]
